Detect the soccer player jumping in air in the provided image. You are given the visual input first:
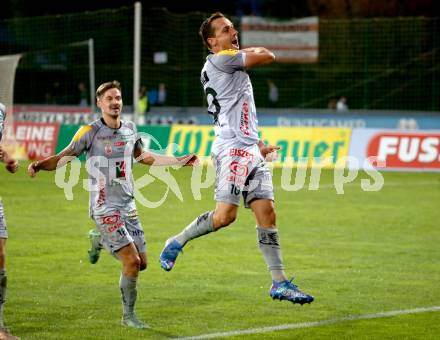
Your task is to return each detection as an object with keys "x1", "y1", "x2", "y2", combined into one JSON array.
[
  {"x1": 160, "y1": 13, "x2": 314, "y2": 305},
  {"x1": 28, "y1": 81, "x2": 197, "y2": 329},
  {"x1": 0, "y1": 103, "x2": 20, "y2": 340}
]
